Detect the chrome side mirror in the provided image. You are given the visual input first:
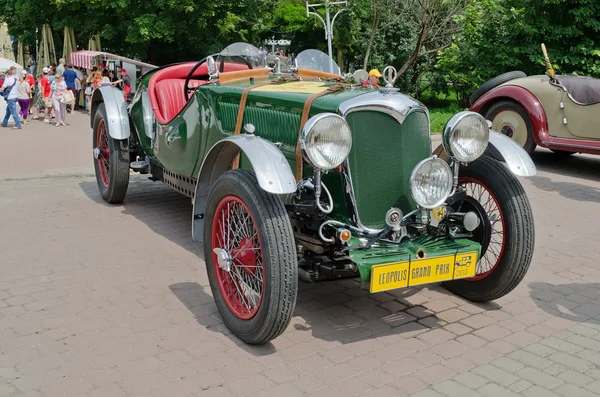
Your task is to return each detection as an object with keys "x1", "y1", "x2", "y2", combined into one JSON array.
[
  {"x1": 275, "y1": 57, "x2": 281, "y2": 74},
  {"x1": 207, "y1": 56, "x2": 218, "y2": 79},
  {"x1": 353, "y1": 69, "x2": 368, "y2": 85}
]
